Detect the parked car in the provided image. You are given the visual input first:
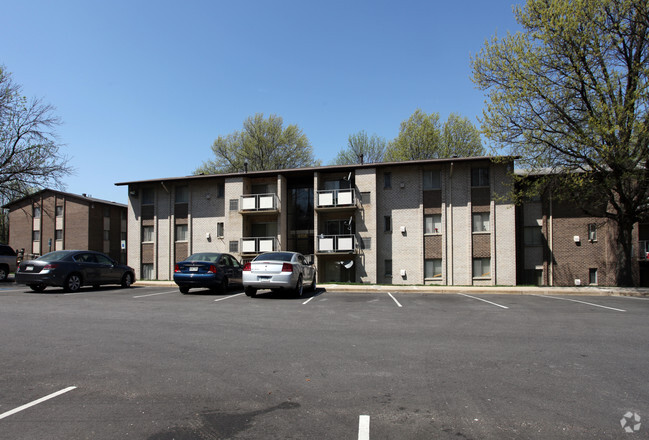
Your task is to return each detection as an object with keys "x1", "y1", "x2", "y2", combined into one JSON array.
[
  {"x1": 243, "y1": 251, "x2": 316, "y2": 297},
  {"x1": 173, "y1": 252, "x2": 243, "y2": 294},
  {"x1": 0, "y1": 243, "x2": 18, "y2": 282},
  {"x1": 15, "y1": 250, "x2": 135, "y2": 293}
]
